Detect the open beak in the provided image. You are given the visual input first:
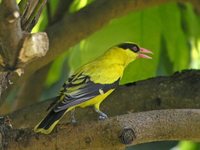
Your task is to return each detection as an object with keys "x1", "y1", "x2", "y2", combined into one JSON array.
[{"x1": 138, "y1": 48, "x2": 153, "y2": 59}]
